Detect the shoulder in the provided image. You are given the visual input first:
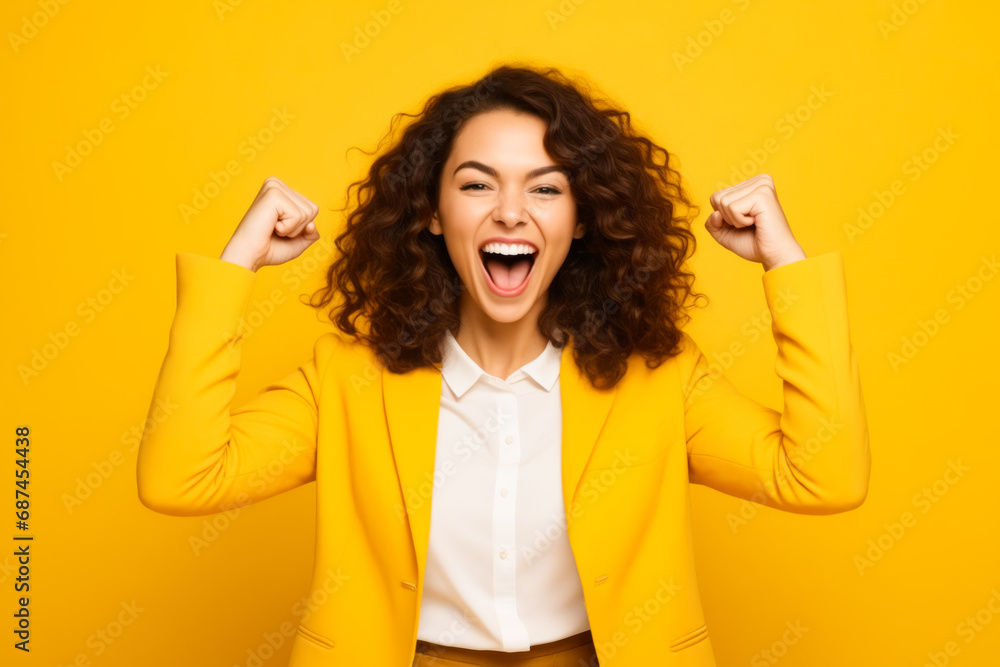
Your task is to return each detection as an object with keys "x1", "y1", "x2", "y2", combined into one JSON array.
[
  {"x1": 312, "y1": 330, "x2": 380, "y2": 366},
  {"x1": 672, "y1": 331, "x2": 706, "y2": 396},
  {"x1": 309, "y1": 330, "x2": 386, "y2": 389},
  {"x1": 614, "y1": 330, "x2": 701, "y2": 392}
]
